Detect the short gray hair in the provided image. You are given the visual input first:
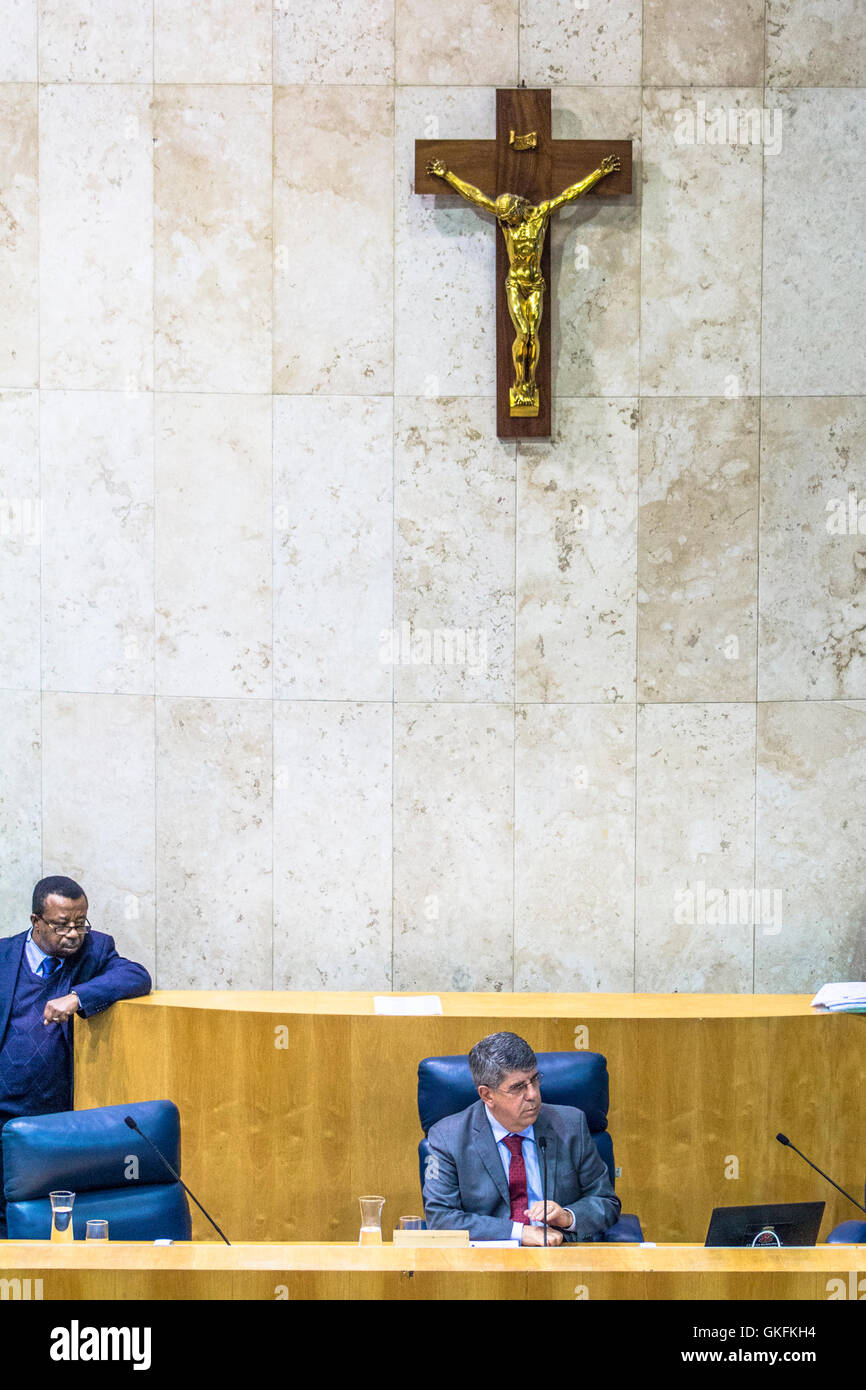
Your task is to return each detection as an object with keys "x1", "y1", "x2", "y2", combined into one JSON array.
[{"x1": 469, "y1": 1032, "x2": 536, "y2": 1091}]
